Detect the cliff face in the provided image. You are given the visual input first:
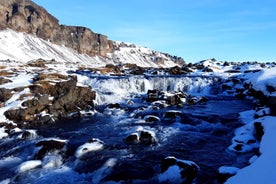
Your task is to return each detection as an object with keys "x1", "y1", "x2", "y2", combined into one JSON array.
[{"x1": 0, "y1": 0, "x2": 113, "y2": 56}]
